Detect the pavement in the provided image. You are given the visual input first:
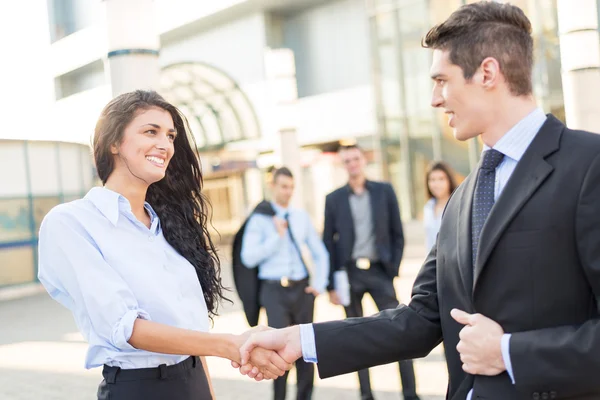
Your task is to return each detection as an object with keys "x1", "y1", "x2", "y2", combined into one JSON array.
[{"x1": 0, "y1": 225, "x2": 448, "y2": 399}]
